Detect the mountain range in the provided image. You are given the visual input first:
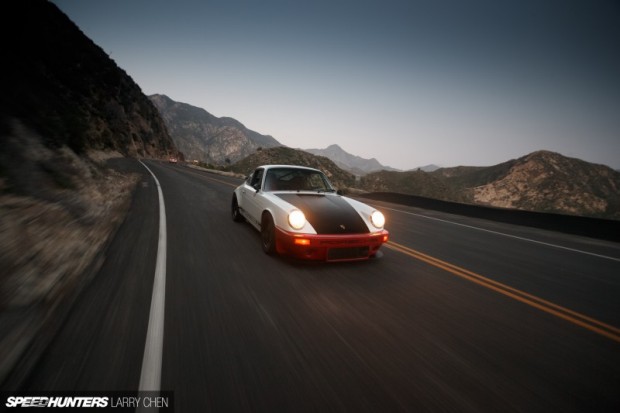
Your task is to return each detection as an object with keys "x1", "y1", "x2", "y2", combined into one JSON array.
[
  {"x1": 148, "y1": 95, "x2": 619, "y2": 220},
  {"x1": 149, "y1": 94, "x2": 280, "y2": 165},
  {"x1": 148, "y1": 95, "x2": 398, "y2": 174}
]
